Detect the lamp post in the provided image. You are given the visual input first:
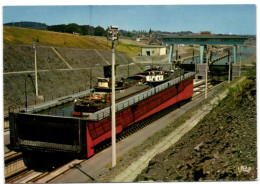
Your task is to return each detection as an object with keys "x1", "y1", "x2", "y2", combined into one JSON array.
[
  {"x1": 228, "y1": 49, "x2": 231, "y2": 83},
  {"x1": 24, "y1": 76, "x2": 28, "y2": 111},
  {"x1": 205, "y1": 48, "x2": 208, "y2": 99},
  {"x1": 33, "y1": 42, "x2": 39, "y2": 96},
  {"x1": 24, "y1": 74, "x2": 32, "y2": 112},
  {"x1": 107, "y1": 25, "x2": 119, "y2": 167},
  {"x1": 239, "y1": 46, "x2": 242, "y2": 77}
]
